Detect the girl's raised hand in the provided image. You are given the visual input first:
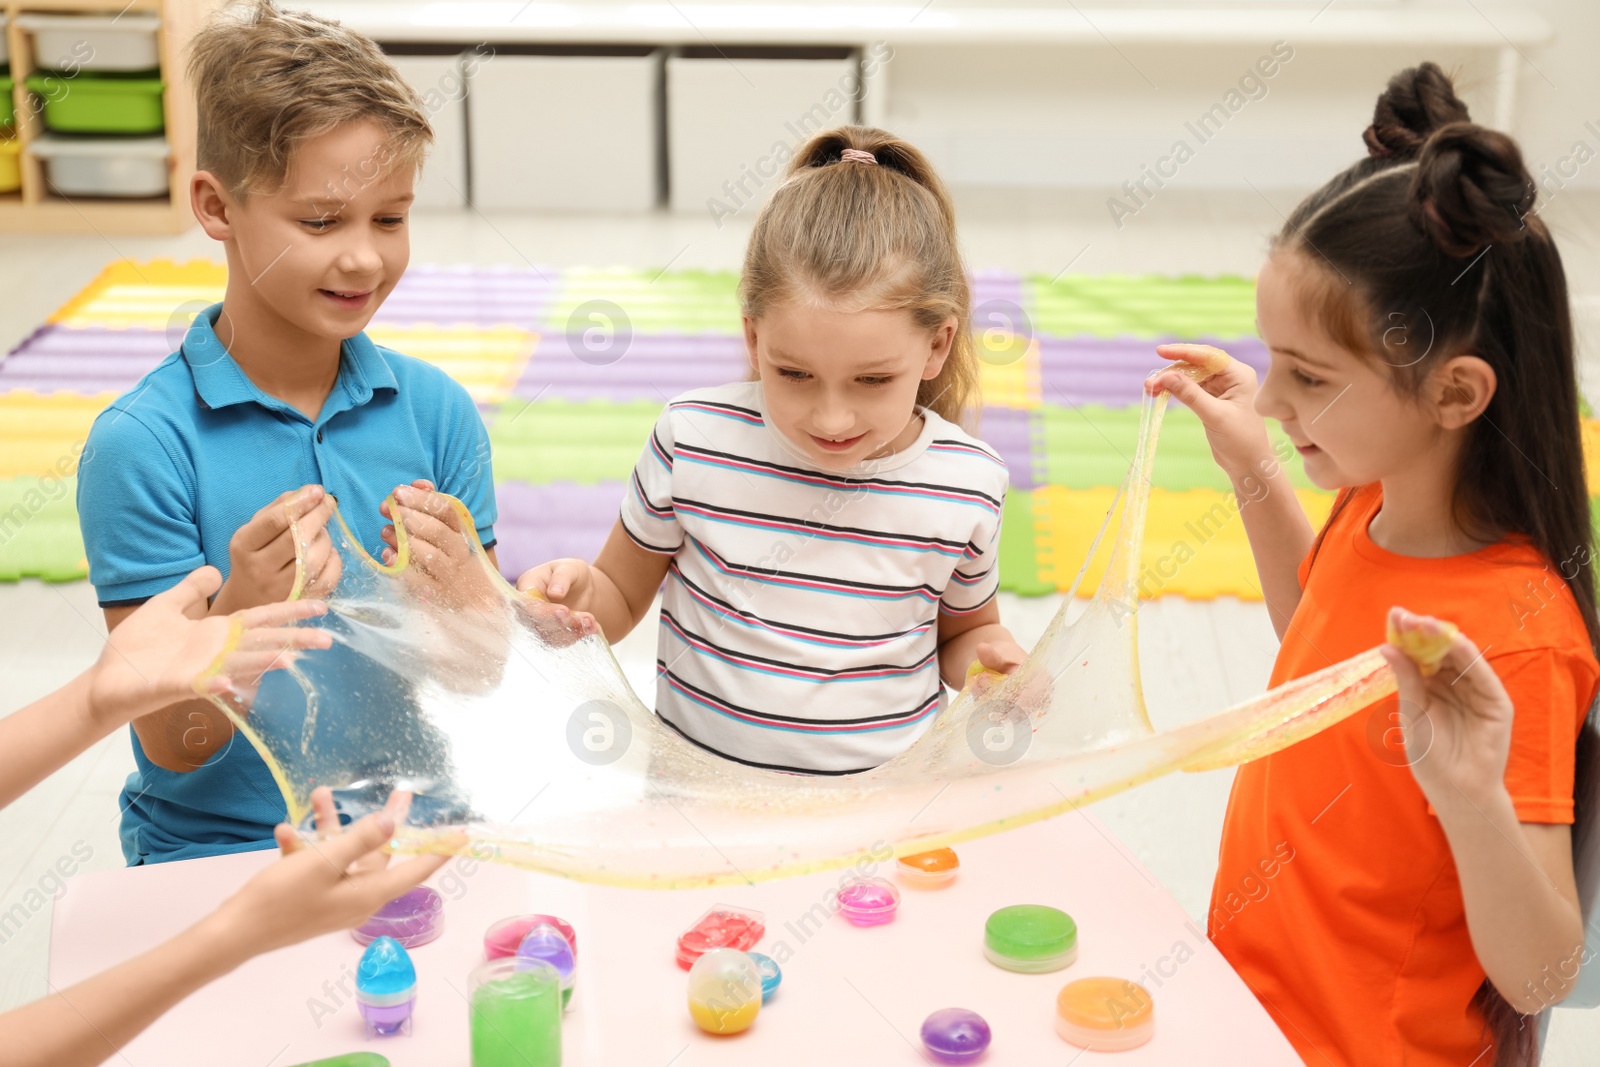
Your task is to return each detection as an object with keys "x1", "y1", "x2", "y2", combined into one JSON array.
[
  {"x1": 89, "y1": 566, "x2": 332, "y2": 725},
  {"x1": 1380, "y1": 607, "x2": 1514, "y2": 810},
  {"x1": 1146, "y1": 343, "x2": 1277, "y2": 484}
]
